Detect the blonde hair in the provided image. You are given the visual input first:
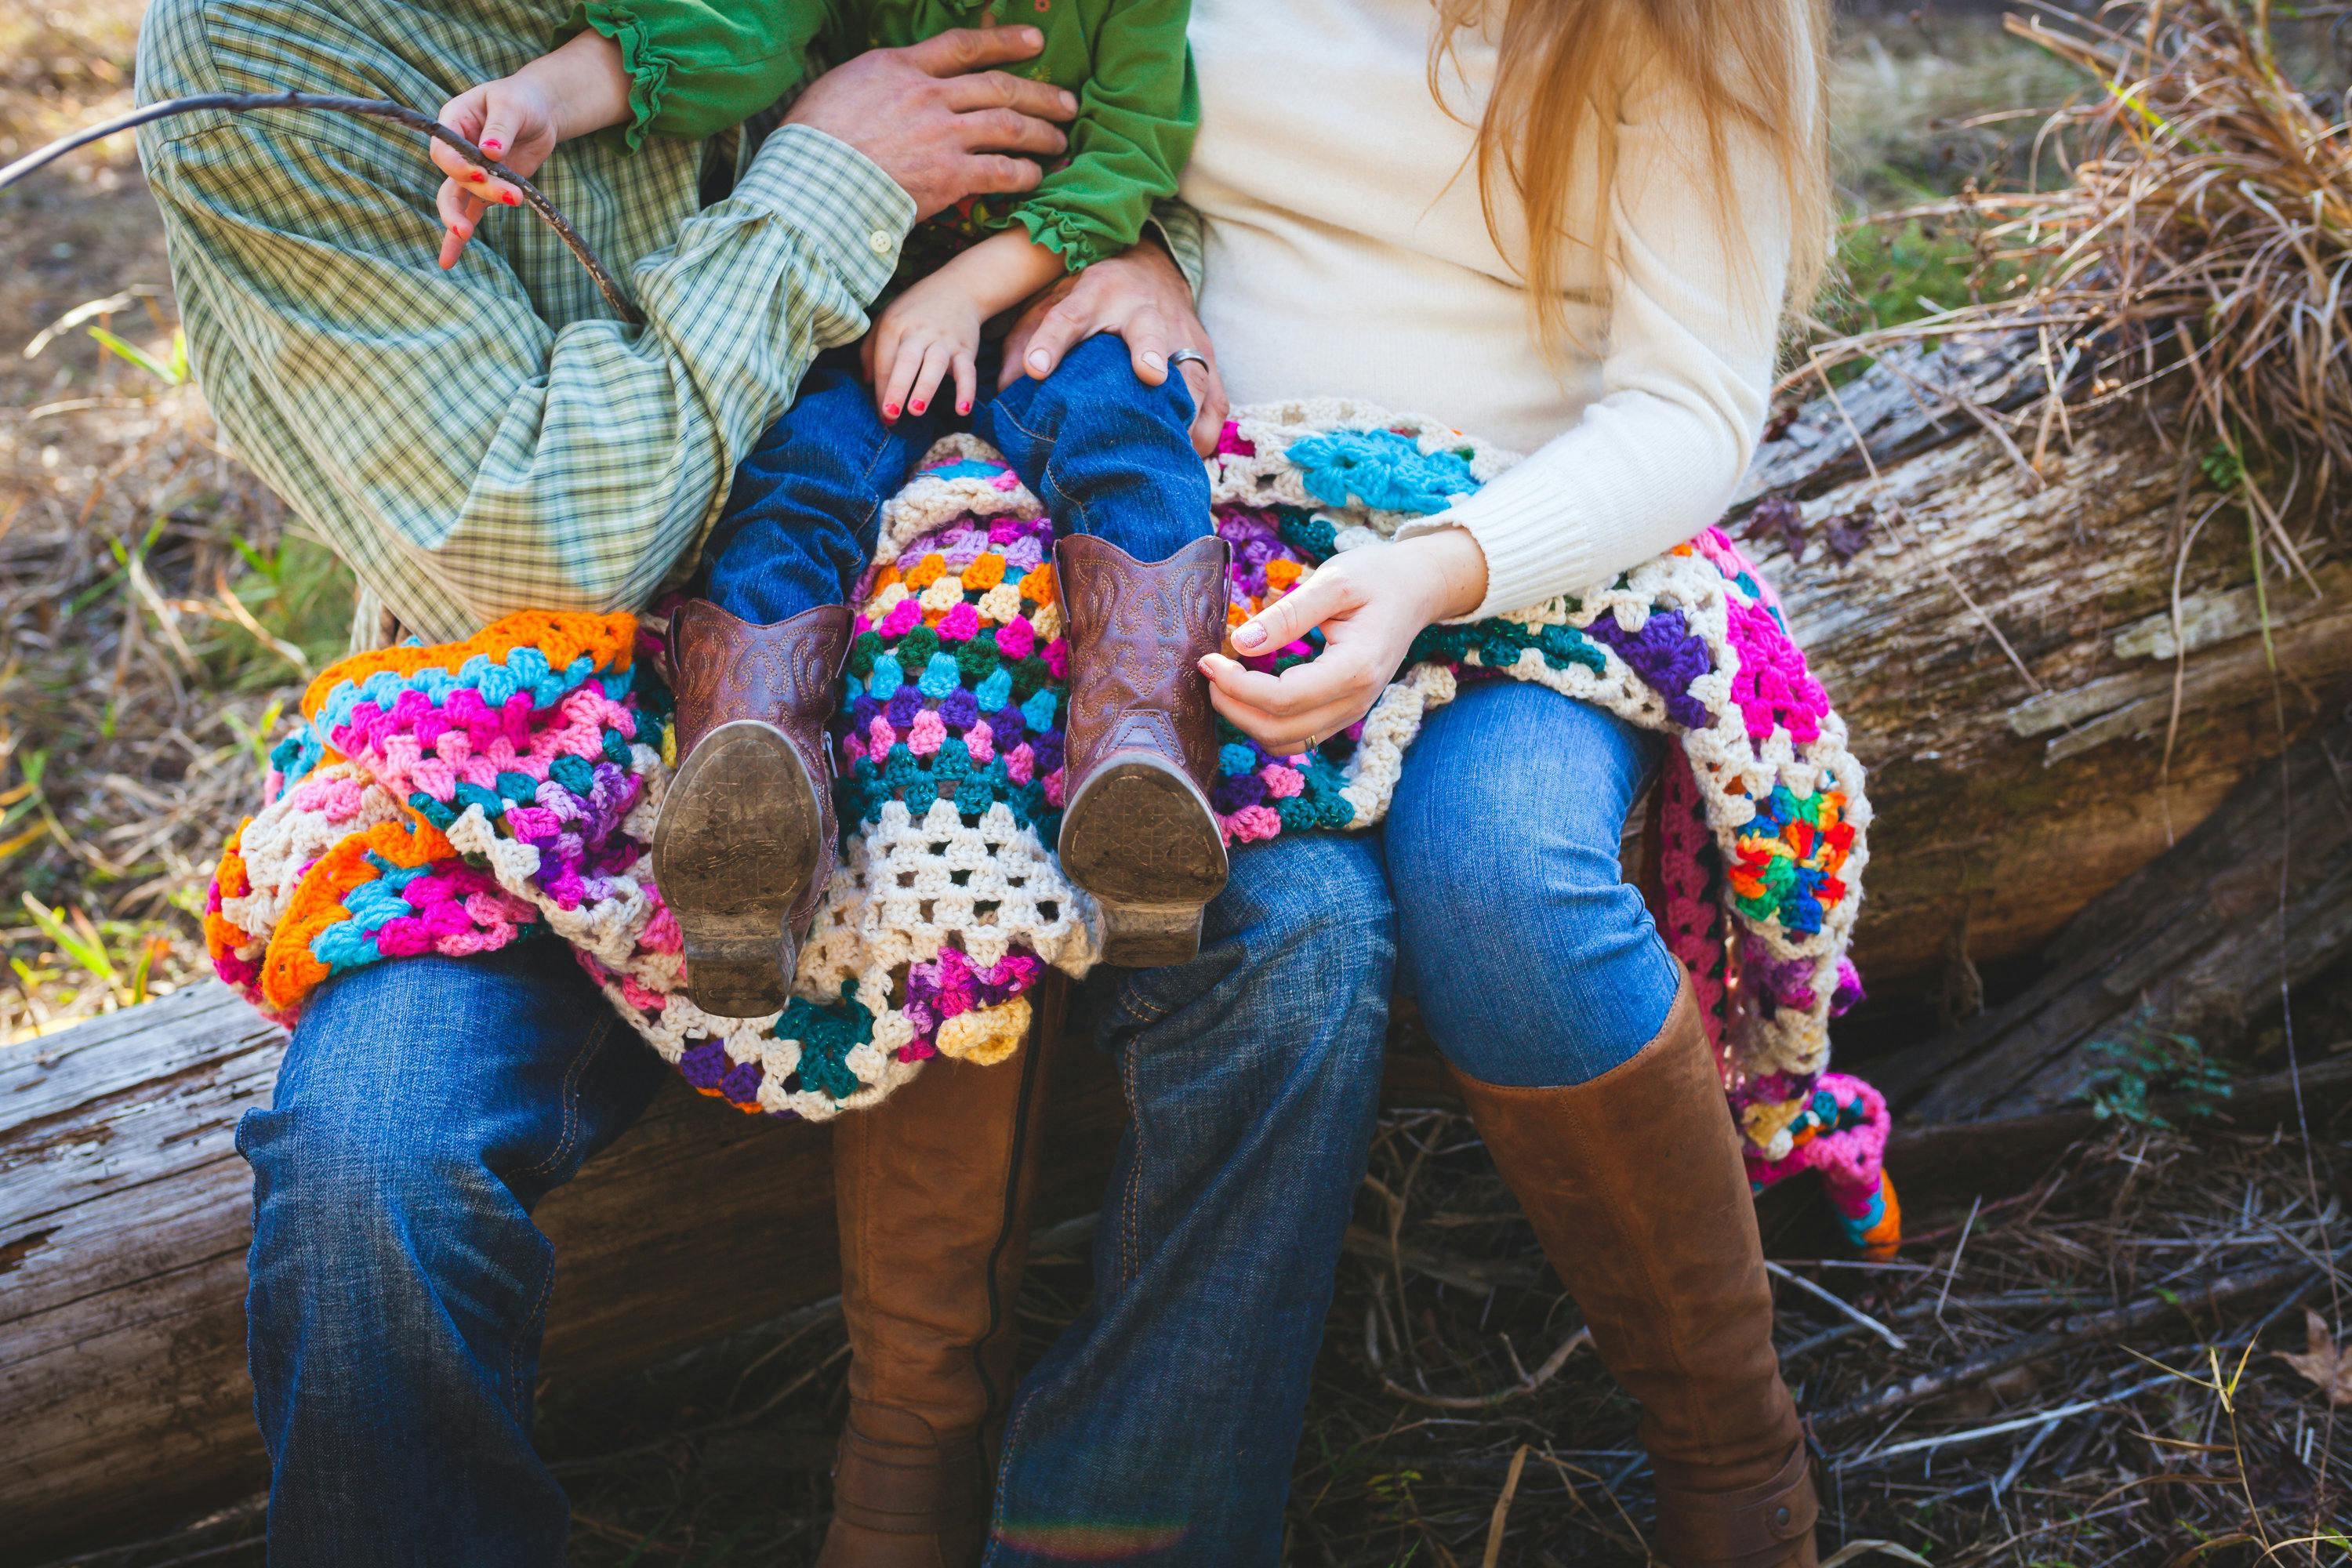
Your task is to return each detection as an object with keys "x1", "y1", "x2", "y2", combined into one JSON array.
[{"x1": 1432, "y1": 0, "x2": 1832, "y2": 355}]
